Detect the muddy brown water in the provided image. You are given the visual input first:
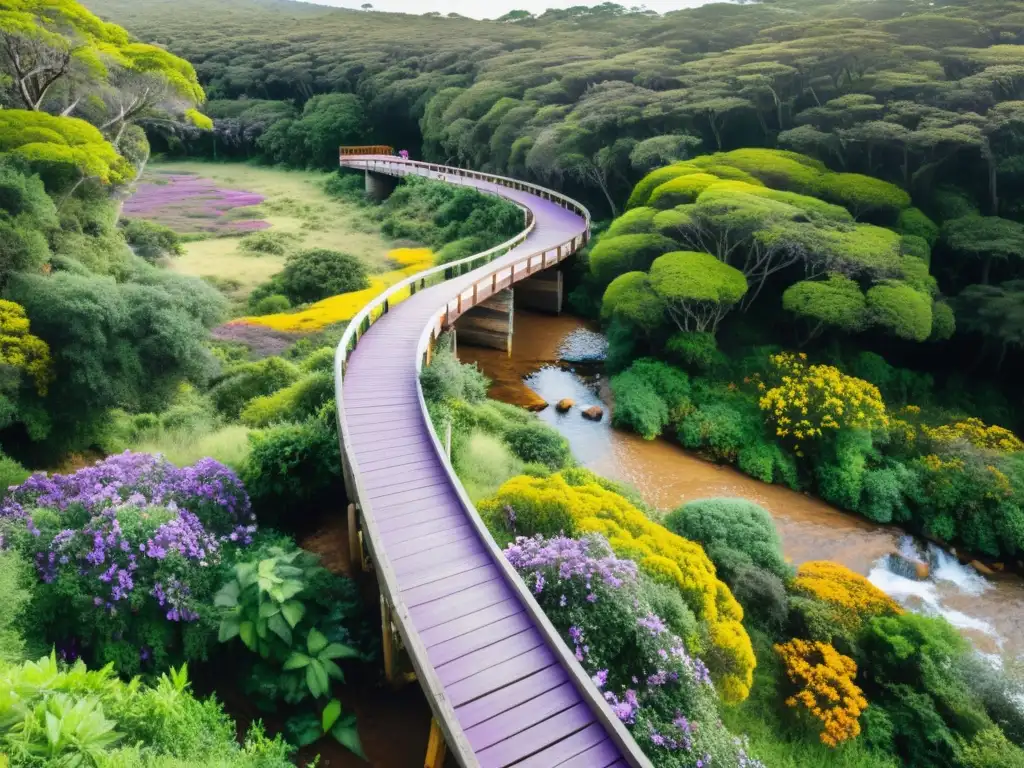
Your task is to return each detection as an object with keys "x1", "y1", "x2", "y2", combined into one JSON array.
[{"x1": 458, "y1": 310, "x2": 1024, "y2": 661}]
